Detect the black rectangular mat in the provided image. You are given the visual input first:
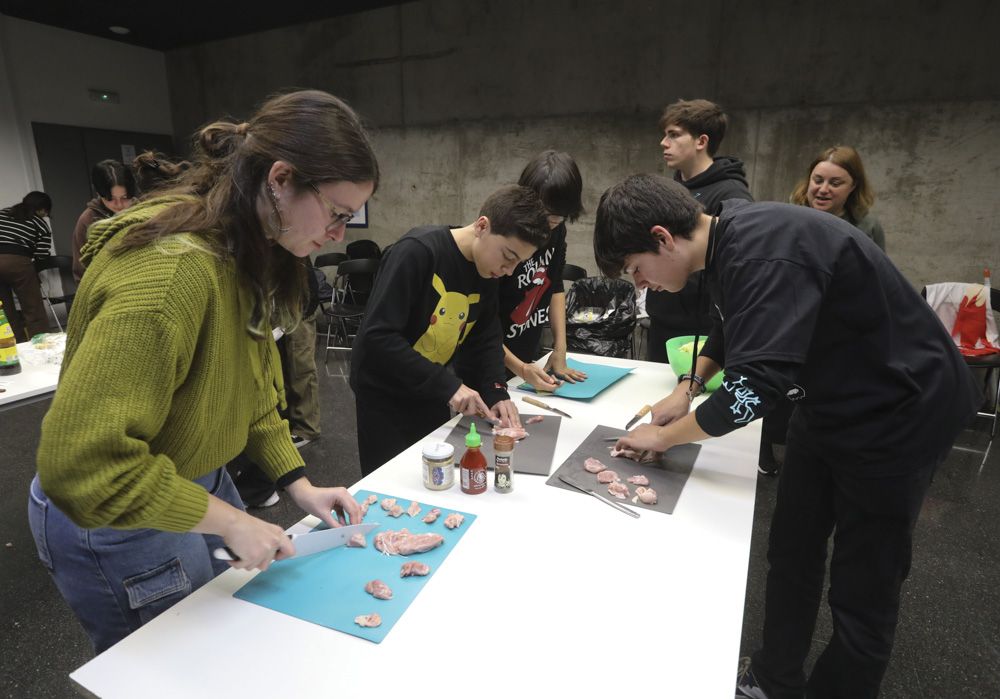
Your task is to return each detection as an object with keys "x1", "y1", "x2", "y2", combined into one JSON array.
[{"x1": 444, "y1": 414, "x2": 562, "y2": 476}]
